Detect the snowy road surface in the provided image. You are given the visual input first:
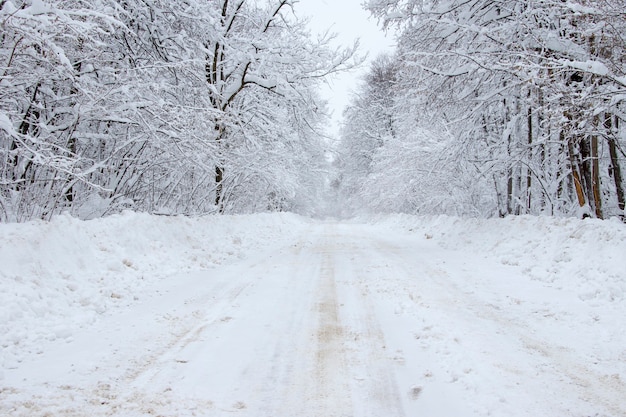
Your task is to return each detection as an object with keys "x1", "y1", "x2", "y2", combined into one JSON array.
[{"x1": 2, "y1": 219, "x2": 626, "y2": 416}]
